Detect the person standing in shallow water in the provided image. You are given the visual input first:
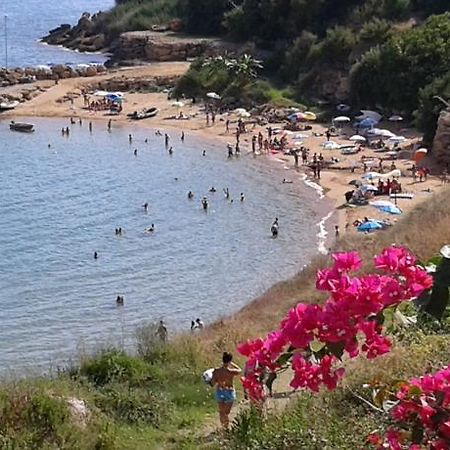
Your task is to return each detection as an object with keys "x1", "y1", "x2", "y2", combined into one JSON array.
[{"x1": 211, "y1": 352, "x2": 241, "y2": 428}]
